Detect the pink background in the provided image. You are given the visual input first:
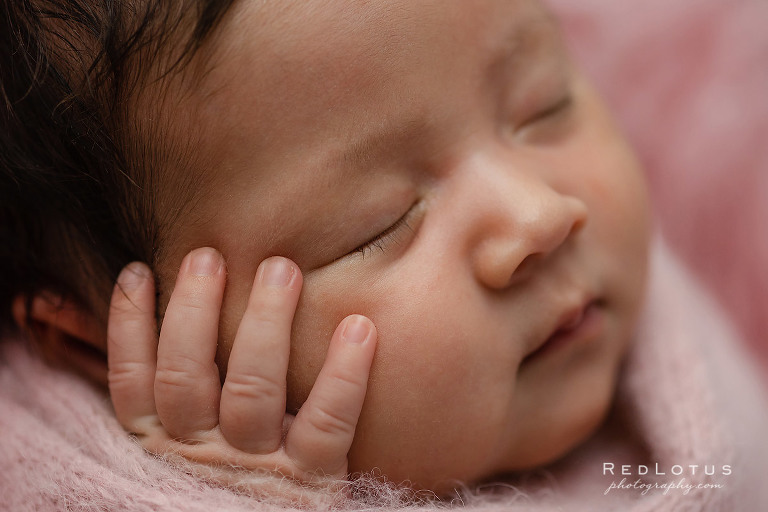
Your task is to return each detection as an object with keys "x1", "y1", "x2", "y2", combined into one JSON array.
[{"x1": 548, "y1": 0, "x2": 768, "y2": 372}]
